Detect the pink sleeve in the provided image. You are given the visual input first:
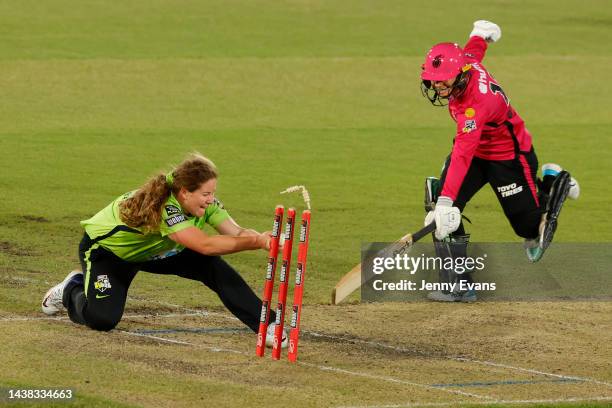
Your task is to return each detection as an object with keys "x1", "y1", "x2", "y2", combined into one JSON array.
[
  {"x1": 463, "y1": 36, "x2": 488, "y2": 63},
  {"x1": 440, "y1": 110, "x2": 484, "y2": 201}
]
